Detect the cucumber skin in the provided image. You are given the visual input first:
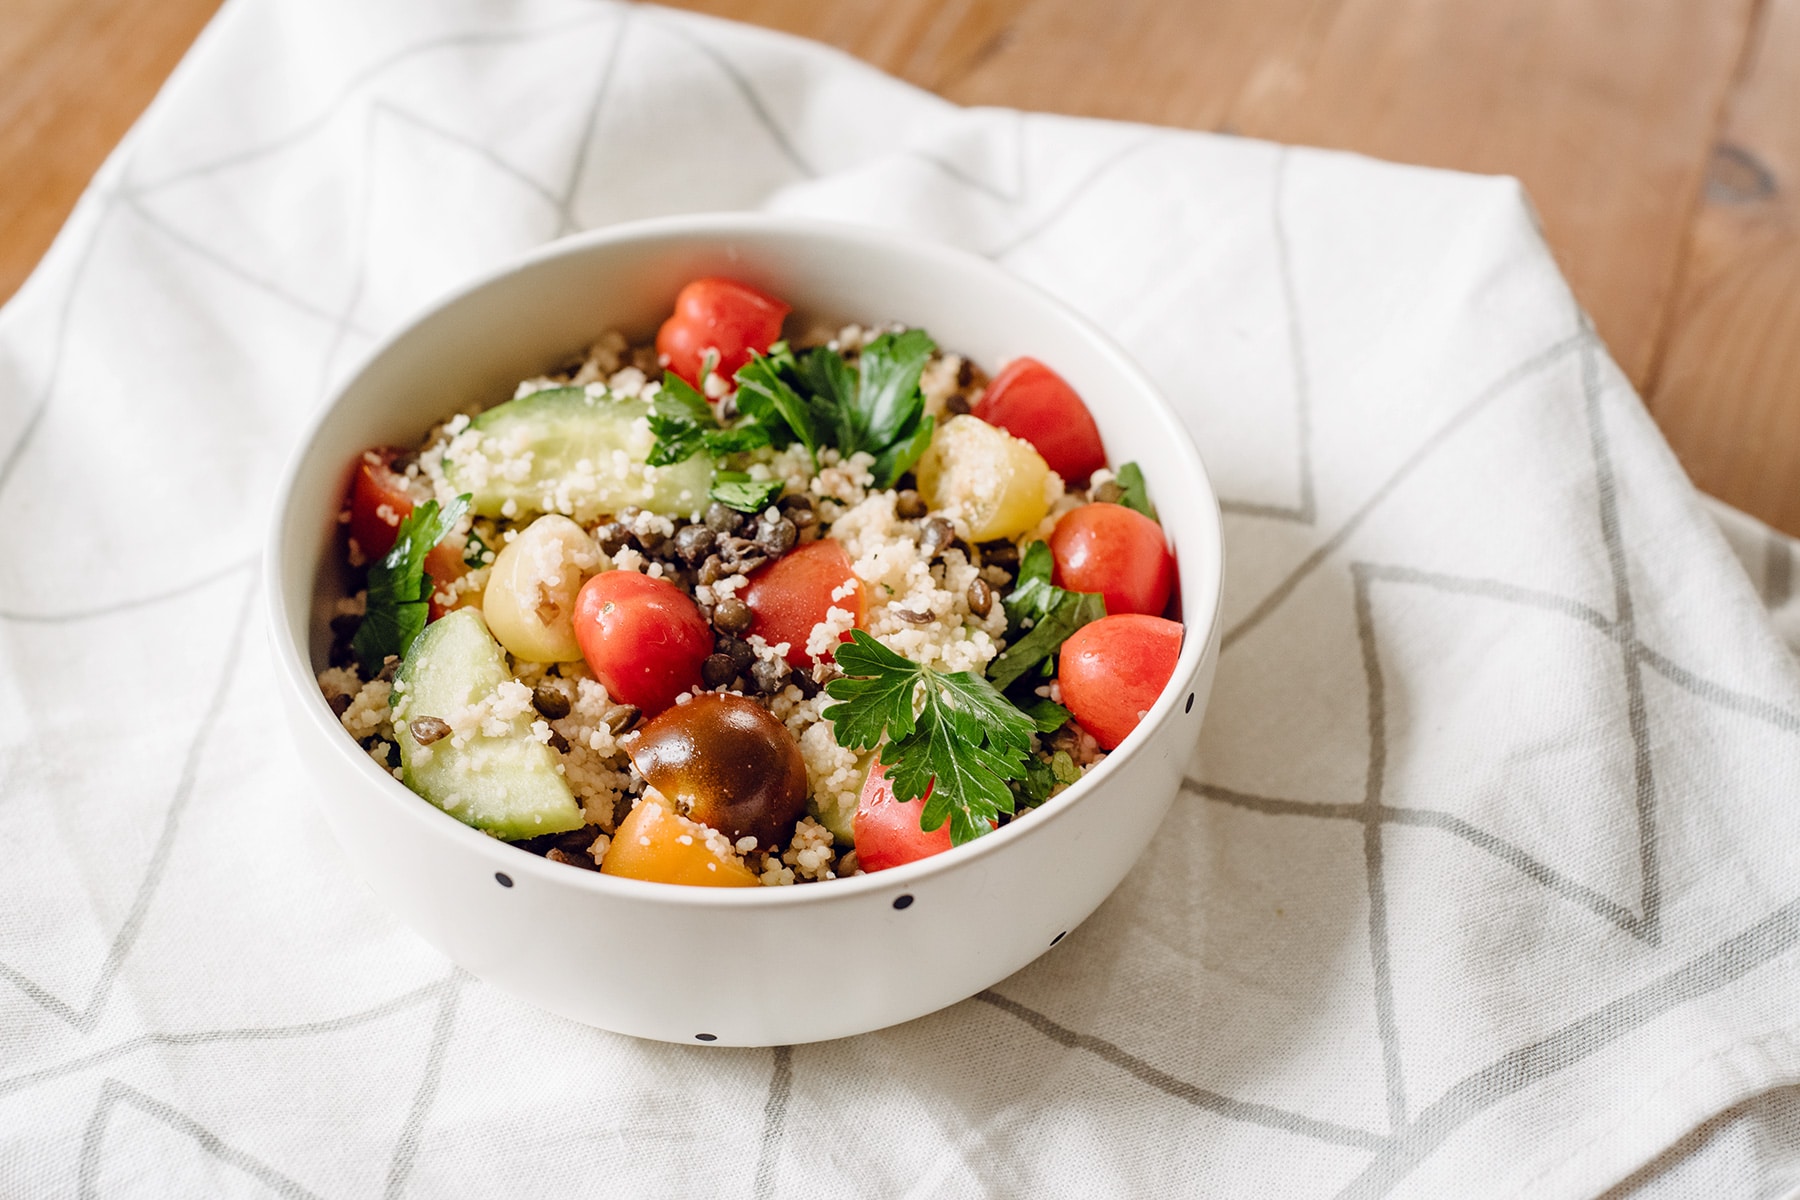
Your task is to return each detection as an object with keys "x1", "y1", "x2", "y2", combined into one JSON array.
[
  {"x1": 392, "y1": 609, "x2": 584, "y2": 841},
  {"x1": 447, "y1": 387, "x2": 712, "y2": 521}
]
